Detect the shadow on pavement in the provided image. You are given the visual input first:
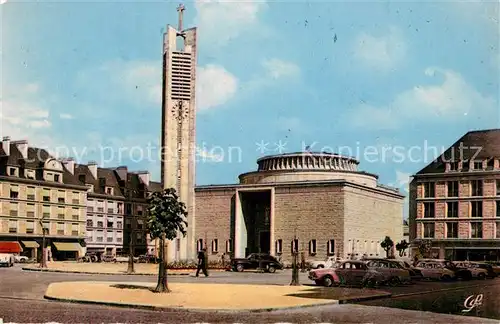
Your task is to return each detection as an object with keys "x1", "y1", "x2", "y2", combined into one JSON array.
[
  {"x1": 285, "y1": 286, "x2": 390, "y2": 302},
  {"x1": 110, "y1": 284, "x2": 155, "y2": 292}
]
